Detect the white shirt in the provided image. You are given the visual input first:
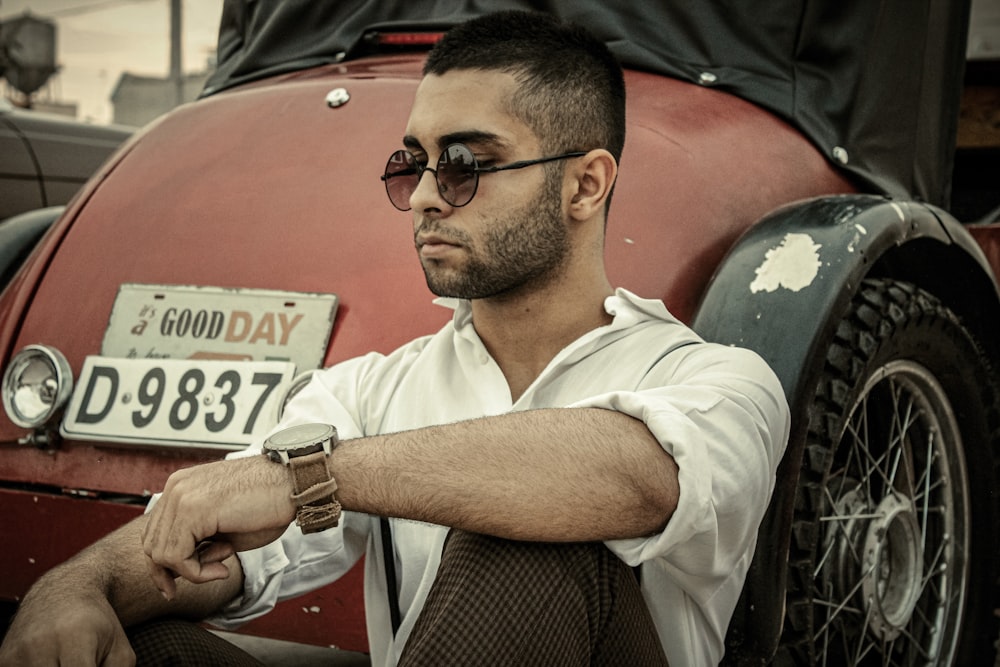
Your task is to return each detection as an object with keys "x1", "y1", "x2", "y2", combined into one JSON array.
[{"x1": 207, "y1": 288, "x2": 790, "y2": 666}]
